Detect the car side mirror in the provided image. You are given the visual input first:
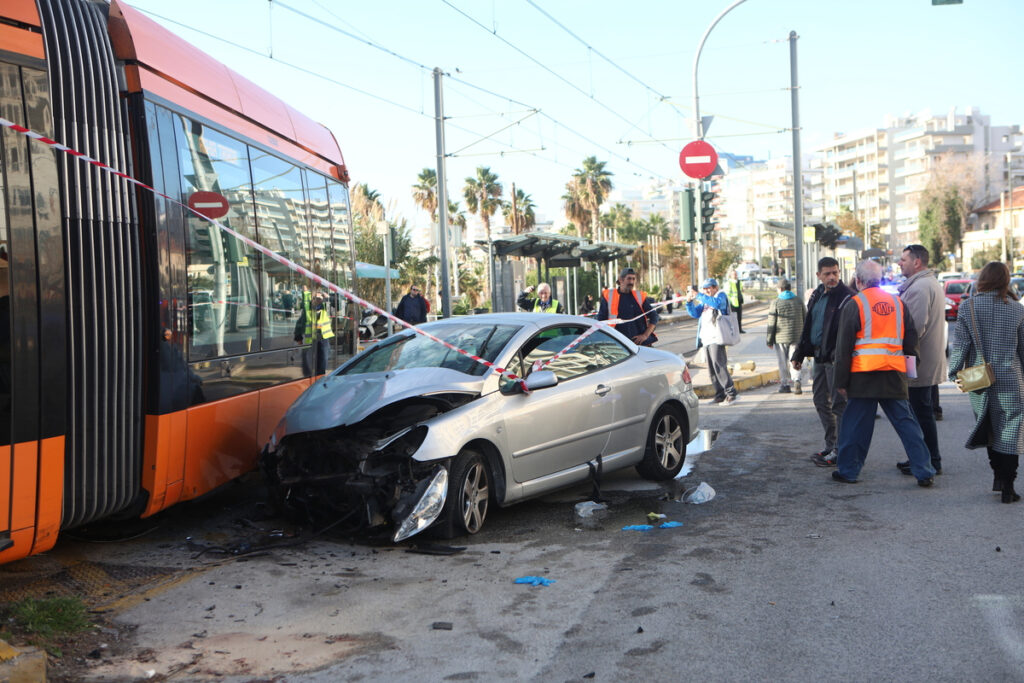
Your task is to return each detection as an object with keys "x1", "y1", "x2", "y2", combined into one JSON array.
[{"x1": 524, "y1": 370, "x2": 558, "y2": 391}]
